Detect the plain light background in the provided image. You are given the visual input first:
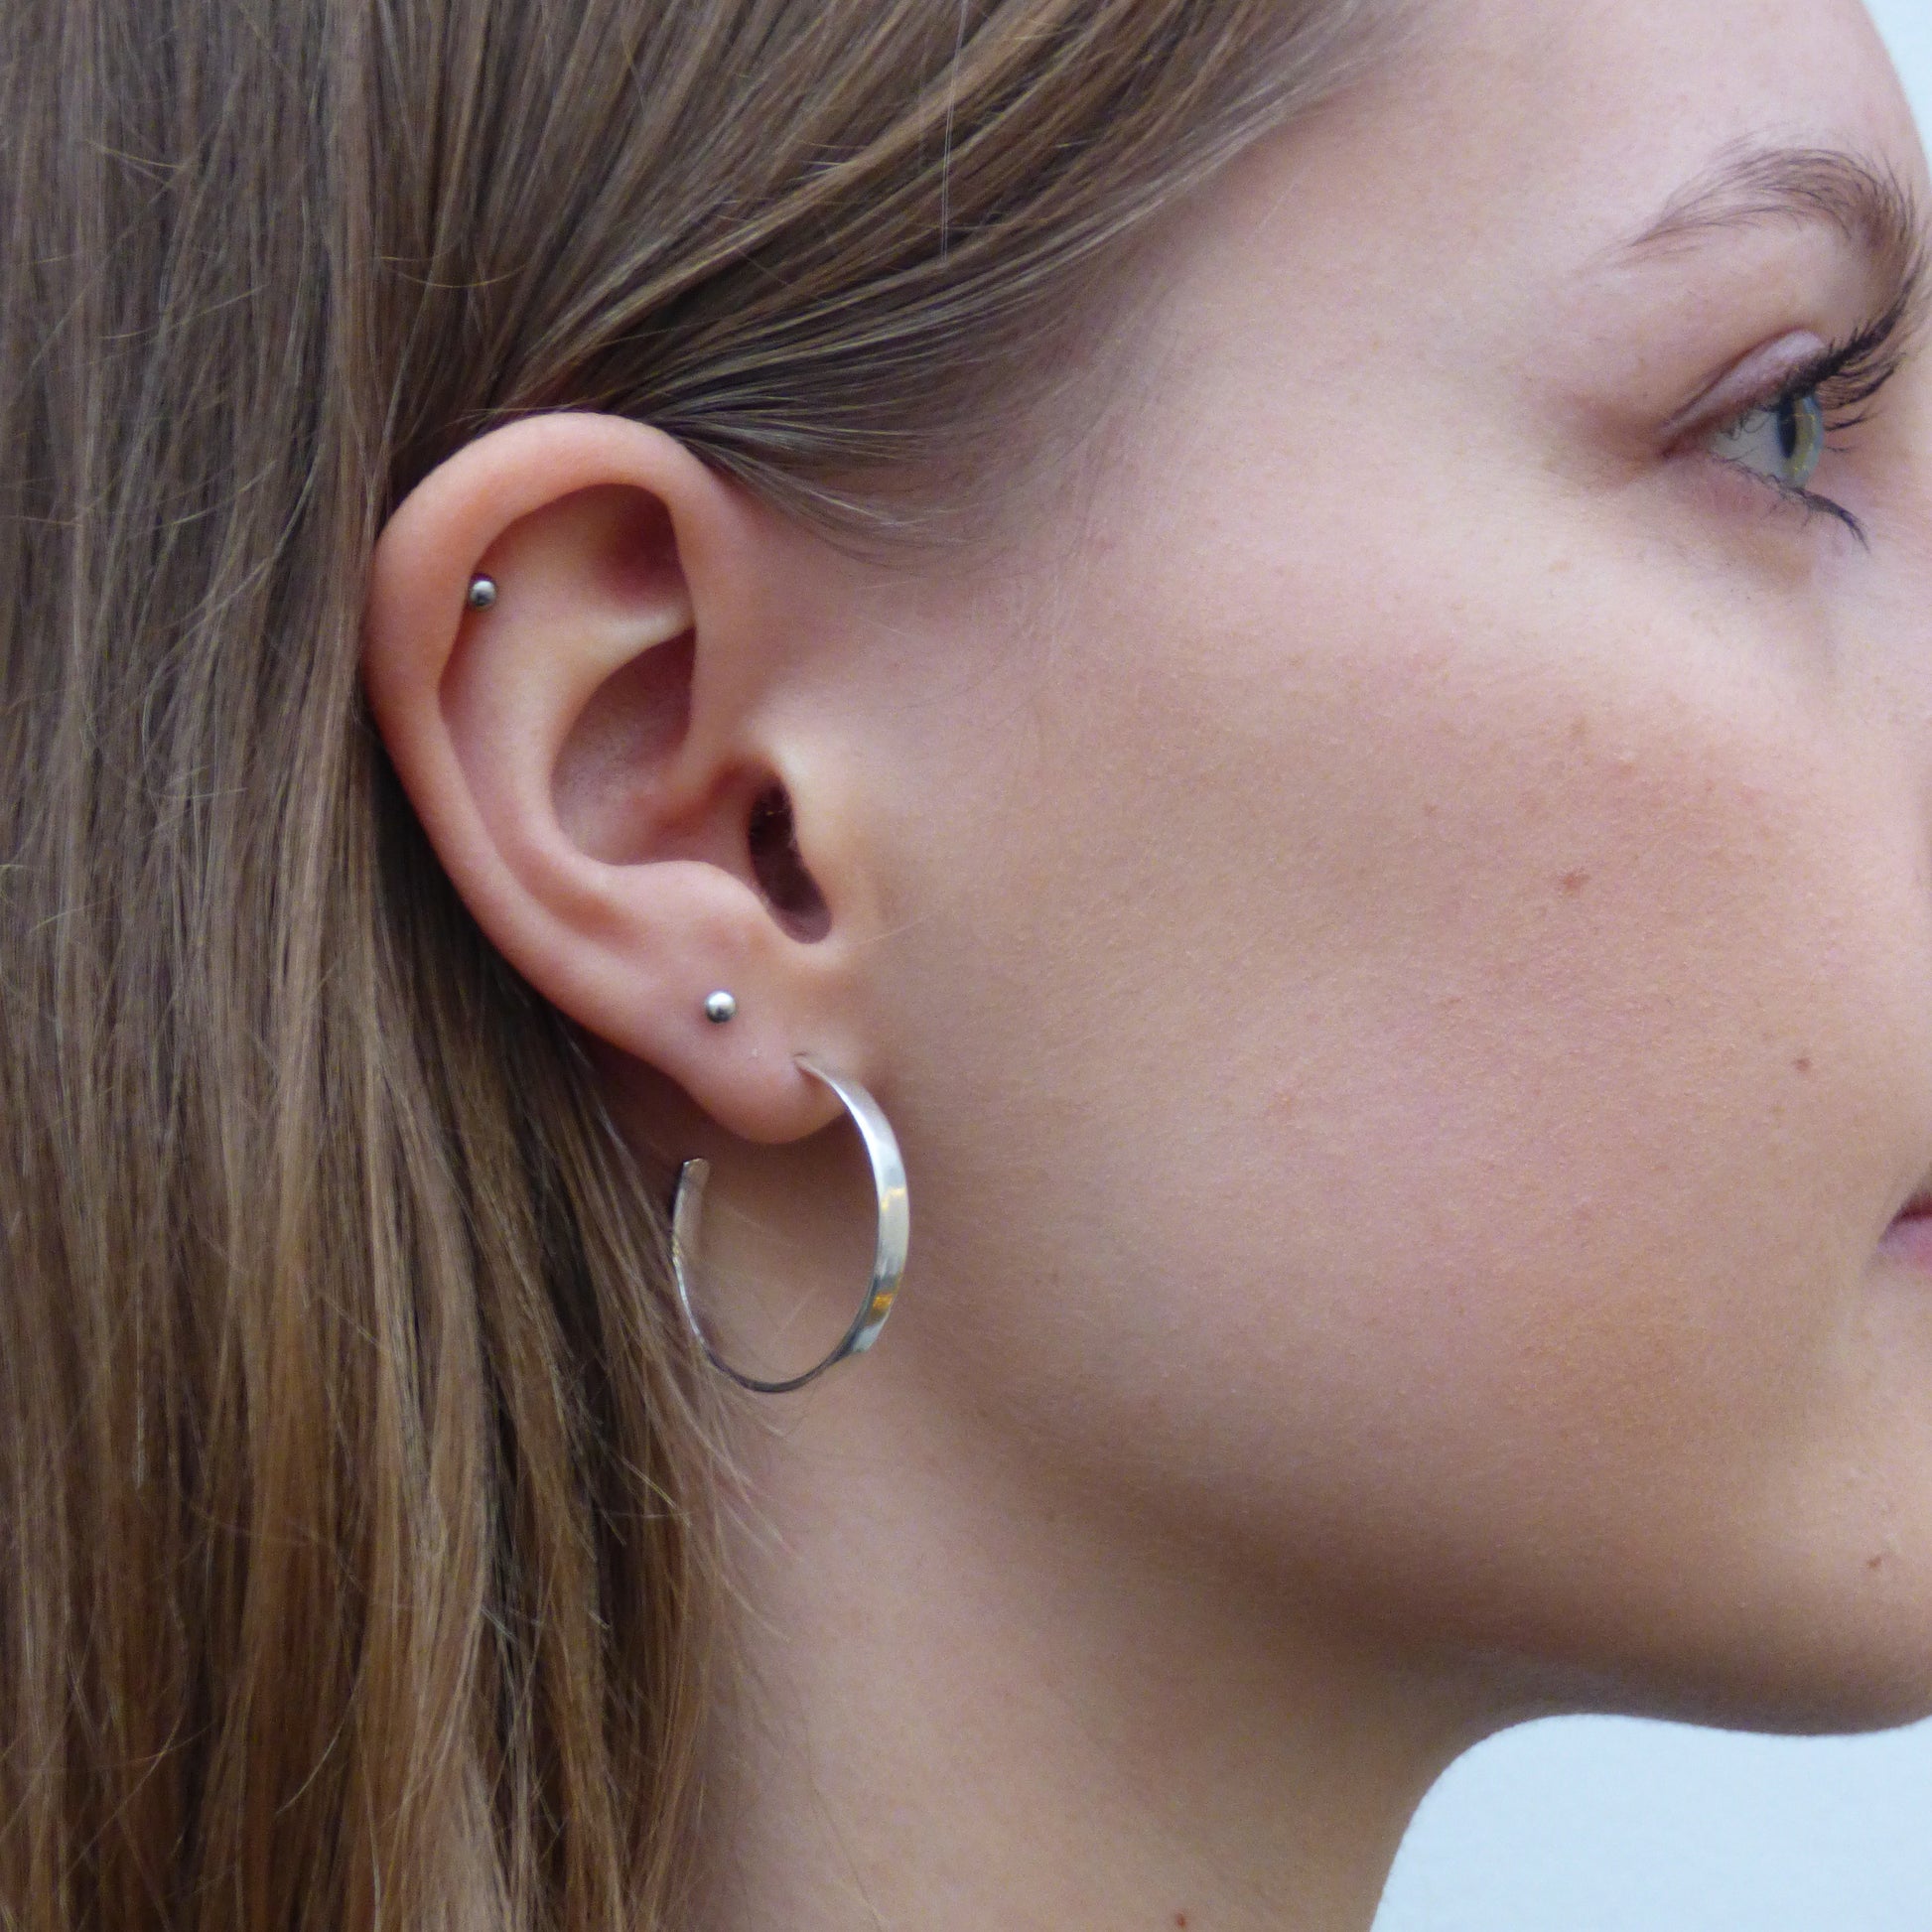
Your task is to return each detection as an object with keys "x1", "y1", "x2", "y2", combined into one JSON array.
[{"x1": 1373, "y1": 7, "x2": 1932, "y2": 1927}]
